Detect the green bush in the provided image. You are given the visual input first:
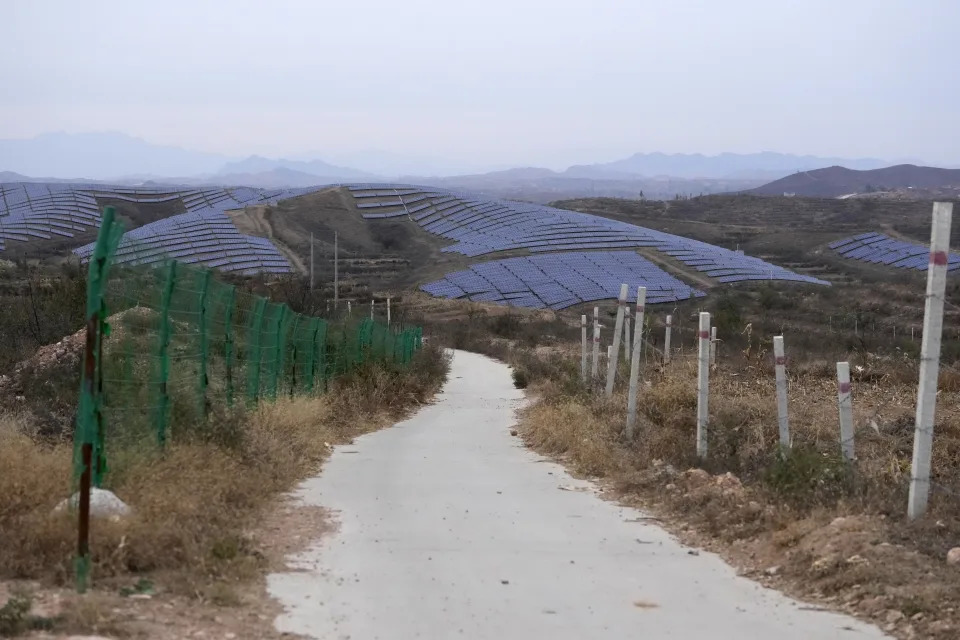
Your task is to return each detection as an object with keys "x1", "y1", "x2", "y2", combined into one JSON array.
[{"x1": 511, "y1": 368, "x2": 529, "y2": 389}]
